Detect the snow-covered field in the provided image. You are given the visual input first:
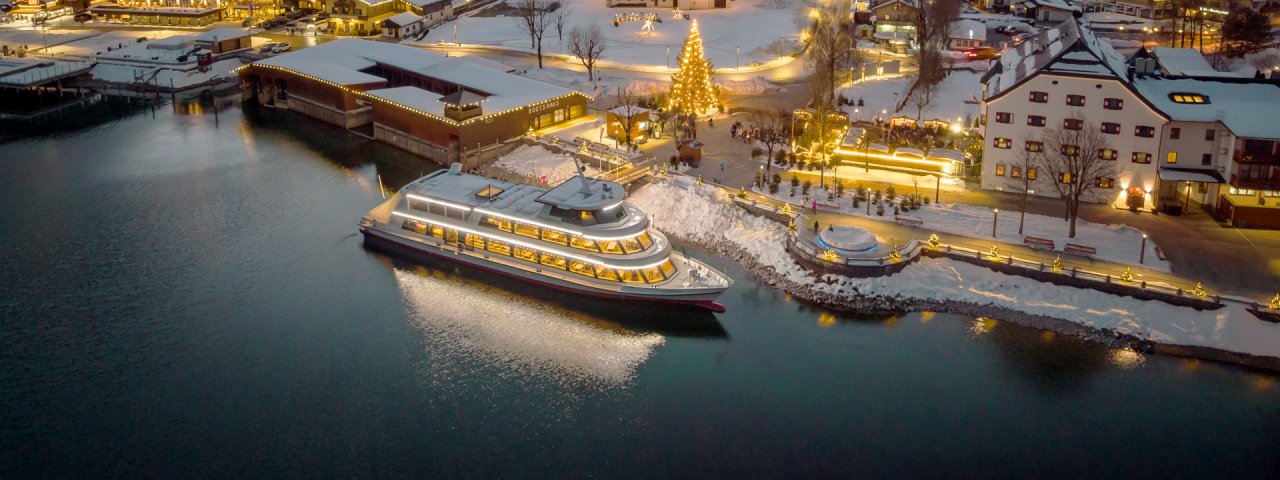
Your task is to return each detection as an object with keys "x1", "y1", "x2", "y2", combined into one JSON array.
[
  {"x1": 801, "y1": 165, "x2": 970, "y2": 192},
  {"x1": 835, "y1": 70, "x2": 983, "y2": 124},
  {"x1": 629, "y1": 176, "x2": 1280, "y2": 360},
  {"x1": 762, "y1": 179, "x2": 1168, "y2": 271},
  {"x1": 417, "y1": 0, "x2": 803, "y2": 68},
  {"x1": 490, "y1": 144, "x2": 603, "y2": 185}
]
